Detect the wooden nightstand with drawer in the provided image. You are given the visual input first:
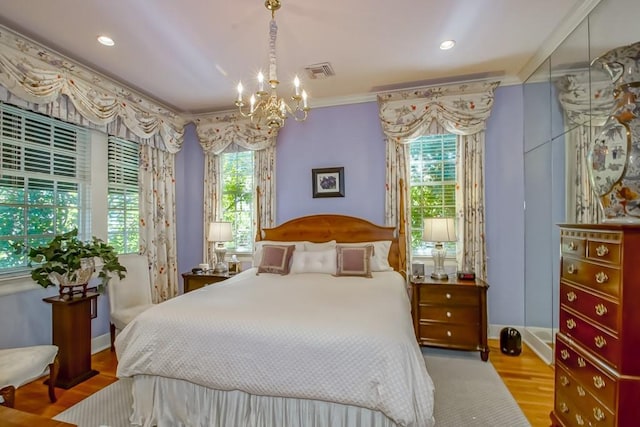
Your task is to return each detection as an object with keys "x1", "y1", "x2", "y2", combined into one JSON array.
[
  {"x1": 411, "y1": 276, "x2": 489, "y2": 361},
  {"x1": 181, "y1": 272, "x2": 230, "y2": 293}
]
